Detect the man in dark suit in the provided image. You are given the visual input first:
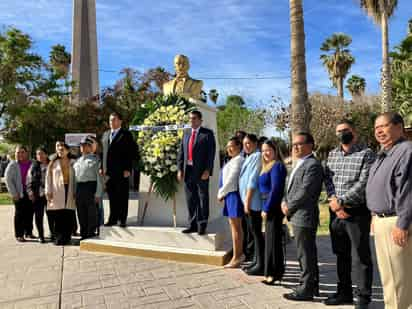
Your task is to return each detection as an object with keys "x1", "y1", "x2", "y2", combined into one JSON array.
[
  {"x1": 282, "y1": 132, "x2": 323, "y2": 301},
  {"x1": 102, "y1": 112, "x2": 137, "y2": 227},
  {"x1": 177, "y1": 110, "x2": 216, "y2": 235}
]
